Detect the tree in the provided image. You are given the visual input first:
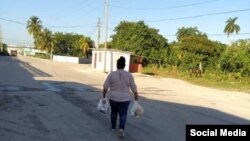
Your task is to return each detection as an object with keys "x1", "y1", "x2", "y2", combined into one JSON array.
[
  {"x1": 177, "y1": 35, "x2": 225, "y2": 70},
  {"x1": 27, "y1": 16, "x2": 43, "y2": 38},
  {"x1": 219, "y1": 39, "x2": 250, "y2": 77},
  {"x1": 53, "y1": 32, "x2": 93, "y2": 57},
  {"x1": 224, "y1": 17, "x2": 240, "y2": 38},
  {"x1": 0, "y1": 43, "x2": 8, "y2": 55},
  {"x1": 36, "y1": 28, "x2": 54, "y2": 53},
  {"x1": 176, "y1": 27, "x2": 205, "y2": 42},
  {"x1": 99, "y1": 42, "x2": 112, "y2": 48},
  {"x1": 79, "y1": 37, "x2": 90, "y2": 57},
  {"x1": 111, "y1": 21, "x2": 168, "y2": 66},
  {"x1": 27, "y1": 16, "x2": 43, "y2": 48}
]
